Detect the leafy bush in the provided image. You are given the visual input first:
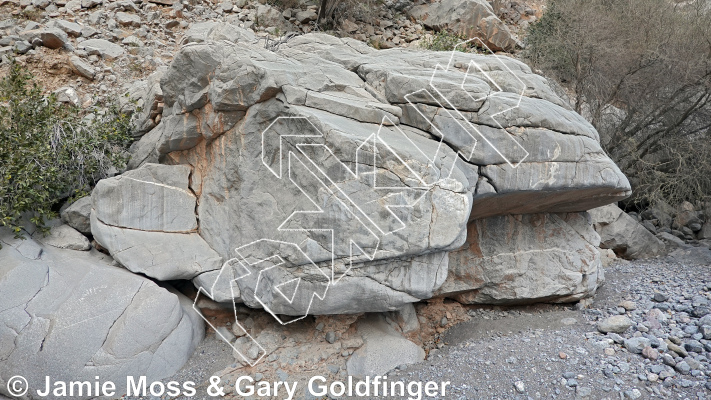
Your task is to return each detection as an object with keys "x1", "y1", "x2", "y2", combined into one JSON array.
[
  {"x1": 0, "y1": 60, "x2": 133, "y2": 236},
  {"x1": 317, "y1": 0, "x2": 383, "y2": 28},
  {"x1": 268, "y1": 0, "x2": 300, "y2": 11},
  {"x1": 421, "y1": 30, "x2": 477, "y2": 52},
  {"x1": 524, "y1": 0, "x2": 711, "y2": 209}
]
